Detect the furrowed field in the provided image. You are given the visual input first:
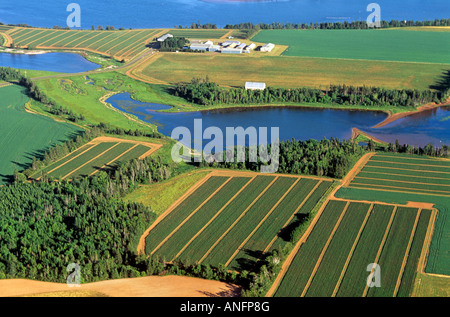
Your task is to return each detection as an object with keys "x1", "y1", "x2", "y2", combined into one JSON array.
[
  {"x1": 31, "y1": 137, "x2": 158, "y2": 181},
  {"x1": 337, "y1": 152, "x2": 450, "y2": 276},
  {"x1": 133, "y1": 52, "x2": 447, "y2": 91},
  {"x1": 0, "y1": 85, "x2": 81, "y2": 184},
  {"x1": 2, "y1": 27, "x2": 164, "y2": 61},
  {"x1": 272, "y1": 199, "x2": 435, "y2": 297},
  {"x1": 141, "y1": 171, "x2": 333, "y2": 272}
]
